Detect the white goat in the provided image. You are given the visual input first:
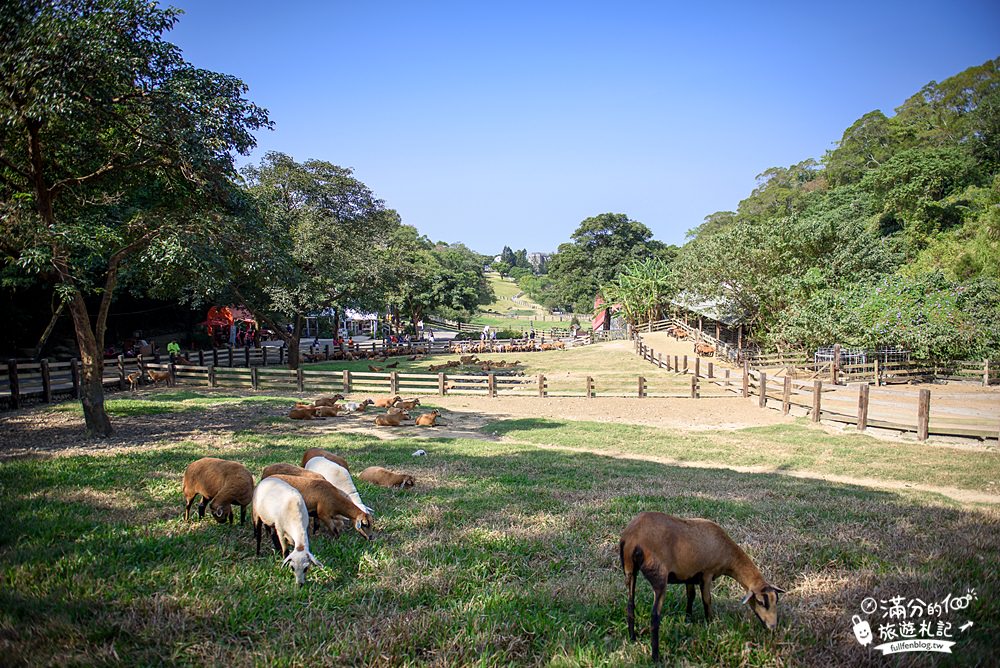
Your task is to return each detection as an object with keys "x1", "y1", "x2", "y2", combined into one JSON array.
[
  {"x1": 252, "y1": 477, "x2": 322, "y2": 586},
  {"x1": 304, "y1": 456, "x2": 373, "y2": 516}
]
